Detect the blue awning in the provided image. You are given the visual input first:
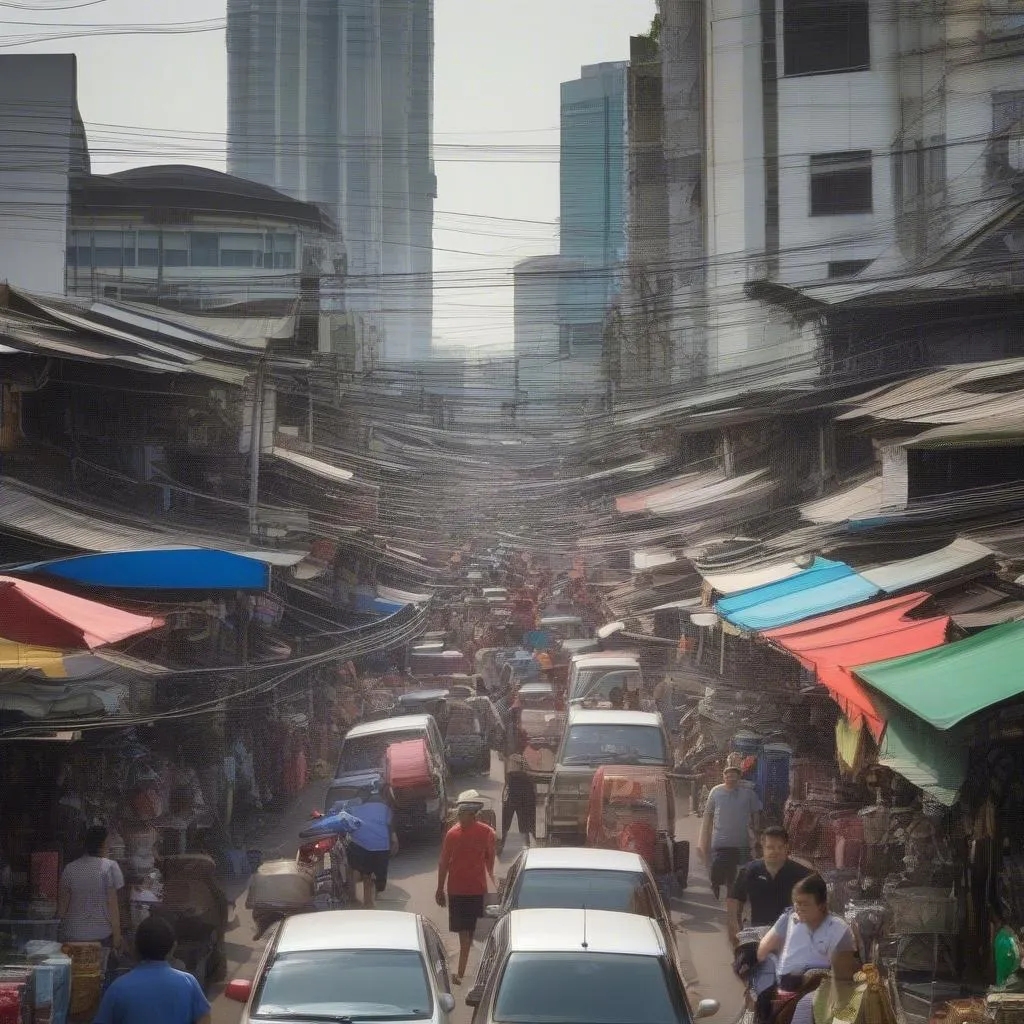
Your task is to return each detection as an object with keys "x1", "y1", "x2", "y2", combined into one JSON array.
[
  {"x1": 716, "y1": 557, "x2": 880, "y2": 631},
  {"x1": 354, "y1": 590, "x2": 407, "y2": 616},
  {"x1": 17, "y1": 548, "x2": 270, "y2": 591}
]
